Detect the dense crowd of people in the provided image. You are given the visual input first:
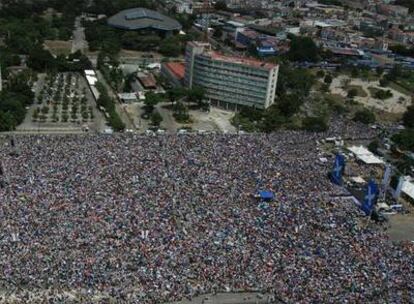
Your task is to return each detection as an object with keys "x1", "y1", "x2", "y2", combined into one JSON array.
[{"x1": 0, "y1": 130, "x2": 413, "y2": 303}]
